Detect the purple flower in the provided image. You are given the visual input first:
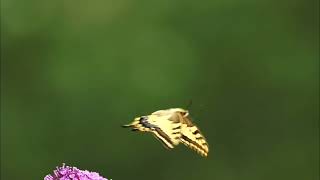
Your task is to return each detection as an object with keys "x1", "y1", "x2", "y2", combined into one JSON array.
[{"x1": 44, "y1": 163, "x2": 108, "y2": 180}]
